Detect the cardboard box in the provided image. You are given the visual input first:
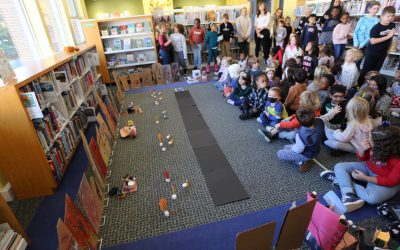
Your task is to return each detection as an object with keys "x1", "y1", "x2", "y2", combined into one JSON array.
[
  {"x1": 152, "y1": 63, "x2": 164, "y2": 85},
  {"x1": 162, "y1": 64, "x2": 173, "y2": 83},
  {"x1": 171, "y1": 62, "x2": 180, "y2": 82},
  {"x1": 118, "y1": 75, "x2": 130, "y2": 91},
  {"x1": 141, "y1": 68, "x2": 153, "y2": 86},
  {"x1": 129, "y1": 72, "x2": 141, "y2": 88}
]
